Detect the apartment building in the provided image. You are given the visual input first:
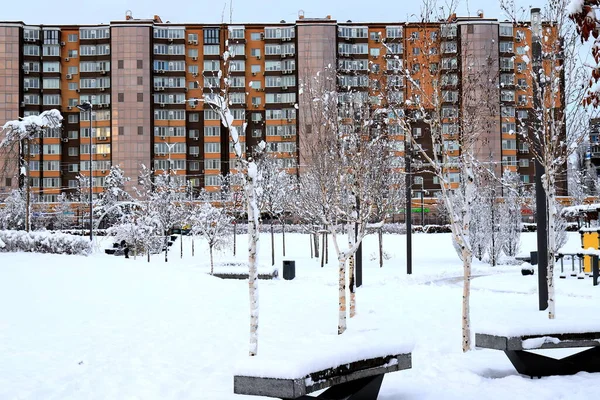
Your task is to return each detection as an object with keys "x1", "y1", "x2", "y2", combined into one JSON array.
[{"x1": 0, "y1": 11, "x2": 566, "y2": 203}]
